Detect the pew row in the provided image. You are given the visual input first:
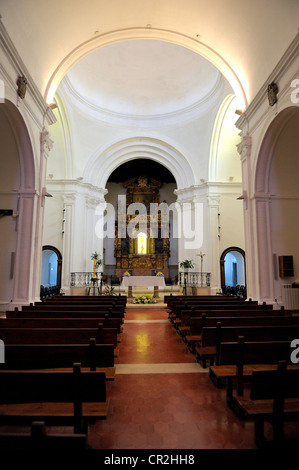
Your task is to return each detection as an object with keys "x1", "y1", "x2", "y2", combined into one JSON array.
[
  {"x1": 0, "y1": 316, "x2": 122, "y2": 336},
  {"x1": 0, "y1": 325, "x2": 118, "y2": 352},
  {"x1": 184, "y1": 314, "x2": 298, "y2": 353},
  {"x1": 0, "y1": 421, "x2": 88, "y2": 449},
  {"x1": 0, "y1": 363, "x2": 109, "y2": 434},
  {"x1": 235, "y1": 360, "x2": 299, "y2": 448},
  {"x1": 0, "y1": 341, "x2": 116, "y2": 379},
  {"x1": 195, "y1": 324, "x2": 299, "y2": 368}
]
